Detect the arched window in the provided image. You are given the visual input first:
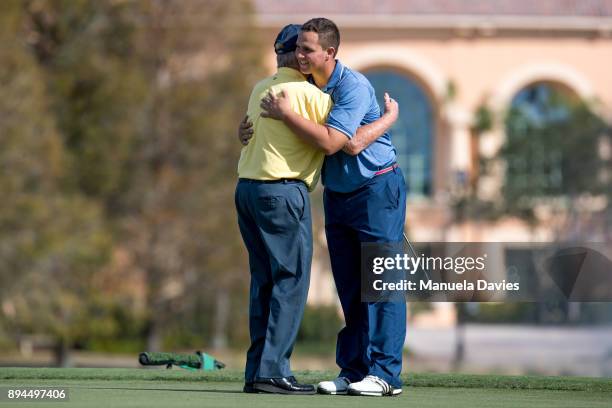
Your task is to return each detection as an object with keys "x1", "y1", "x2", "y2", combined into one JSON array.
[
  {"x1": 365, "y1": 69, "x2": 434, "y2": 197},
  {"x1": 504, "y1": 83, "x2": 574, "y2": 195},
  {"x1": 510, "y1": 83, "x2": 572, "y2": 128}
]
